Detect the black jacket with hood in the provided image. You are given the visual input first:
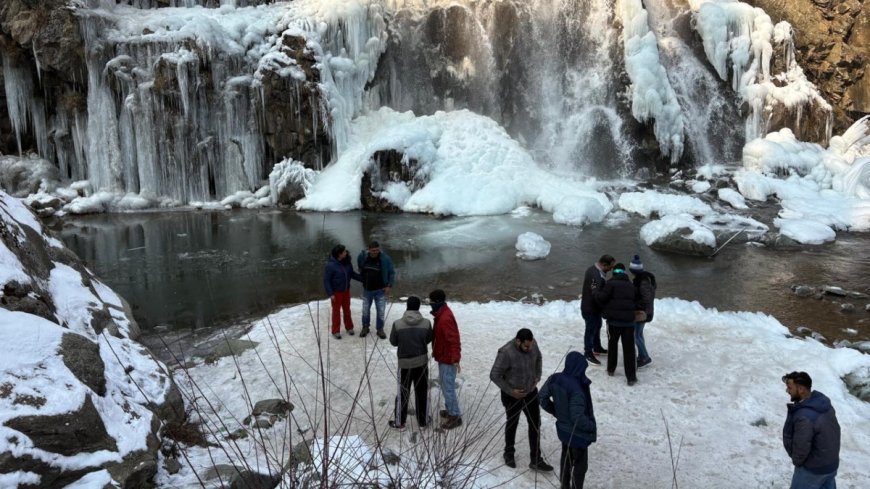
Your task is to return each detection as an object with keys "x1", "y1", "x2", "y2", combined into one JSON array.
[
  {"x1": 594, "y1": 271, "x2": 636, "y2": 323},
  {"x1": 783, "y1": 391, "x2": 840, "y2": 474}
]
